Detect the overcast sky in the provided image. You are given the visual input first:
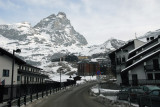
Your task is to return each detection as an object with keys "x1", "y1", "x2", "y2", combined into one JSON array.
[{"x1": 1, "y1": 0, "x2": 160, "y2": 45}]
